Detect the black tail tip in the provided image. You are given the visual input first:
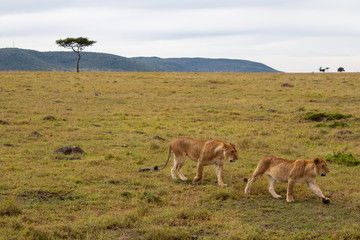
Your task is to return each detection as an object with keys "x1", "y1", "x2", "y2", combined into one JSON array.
[
  {"x1": 244, "y1": 178, "x2": 248, "y2": 182},
  {"x1": 138, "y1": 166, "x2": 160, "y2": 172},
  {"x1": 138, "y1": 168, "x2": 151, "y2": 172}
]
